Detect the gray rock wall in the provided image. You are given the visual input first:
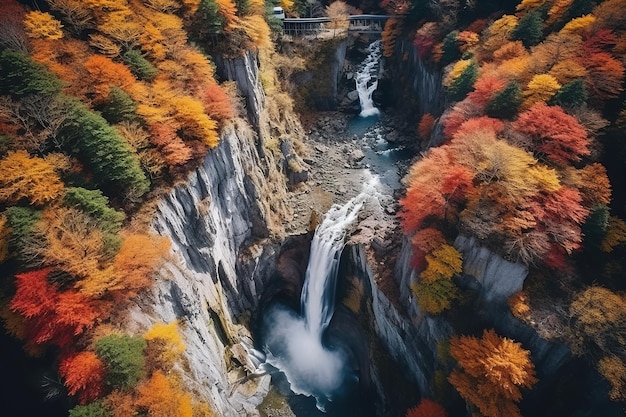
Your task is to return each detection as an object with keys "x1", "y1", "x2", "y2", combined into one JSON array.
[
  {"x1": 127, "y1": 124, "x2": 280, "y2": 416},
  {"x1": 349, "y1": 245, "x2": 452, "y2": 397},
  {"x1": 454, "y1": 235, "x2": 528, "y2": 302}
]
